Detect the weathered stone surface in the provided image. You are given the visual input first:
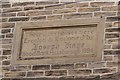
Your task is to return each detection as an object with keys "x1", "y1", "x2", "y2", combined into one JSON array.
[
  {"x1": 47, "y1": 15, "x2": 62, "y2": 20},
  {"x1": 0, "y1": 35, "x2": 5, "y2": 38},
  {"x1": 107, "y1": 62, "x2": 118, "y2": 67},
  {"x1": 93, "y1": 68, "x2": 116, "y2": 74},
  {"x1": 6, "y1": 33, "x2": 13, "y2": 38},
  {"x1": 104, "y1": 44, "x2": 111, "y2": 49},
  {"x1": 107, "y1": 16, "x2": 120, "y2": 22},
  {"x1": 53, "y1": 8, "x2": 77, "y2": 14},
  {"x1": 24, "y1": 6, "x2": 44, "y2": 11},
  {"x1": 1, "y1": 29, "x2": 11, "y2": 34},
  {"x1": 1, "y1": 39, "x2": 12, "y2": 44},
  {"x1": 106, "y1": 28, "x2": 120, "y2": 32},
  {"x1": 31, "y1": 16, "x2": 46, "y2": 21},
  {"x1": 1, "y1": 23, "x2": 15, "y2": 28},
  {"x1": 112, "y1": 44, "x2": 120, "y2": 49},
  {"x1": 1, "y1": 76, "x2": 101, "y2": 80},
  {"x1": 45, "y1": 4, "x2": 64, "y2": 10},
  {"x1": 32, "y1": 65, "x2": 50, "y2": 70},
  {"x1": 101, "y1": 72, "x2": 120, "y2": 79},
  {"x1": 108, "y1": 38, "x2": 120, "y2": 44},
  {"x1": 104, "y1": 56, "x2": 113, "y2": 61},
  {"x1": 64, "y1": 13, "x2": 93, "y2": 19},
  {"x1": 26, "y1": 10, "x2": 52, "y2": 16},
  {"x1": 78, "y1": 7, "x2": 100, "y2": 12},
  {"x1": 45, "y1": 70, "x2": 67, "y2": 76},
  {"x1": 75, "y1": 63, "x2": 87, "y2": 68},
  {"x1": 2, "y1": 13, "x2": 16, "y2": 17},
  {"x1": 88, "y1": 62, "x2": 106, "y2": 68},
  {"x1": 9, "y1": 17, "x2": 29, "y2": 22},
  {"x1": 90, "y1": 2, "x2": 115, "y2": 7},
  {"x1": 105, "y1": 22, "x2": 113, "y2": 28},
  {"x1": 36, "y1": 1, "x2": 59, "y2": 5},
  {"x1": 1, "y1": 1, "x2": 119, "y2": 79},
  {"x1": 3, "y1": 7, "x2": 22, "y2": 13},
  {"x1": 27, "y1": 71, "x2": 44, "y2": 77},
  {"x1": 113, "y1": 21, "x2": 120, "y2": 27},
  {"x1": 2, "y1": 60, "x2": 10, "y2": 65},
  {"x1": 94, "y1": 12, "x2": 116, "y2": 17},
  {"x1": 105, "y1": 33, "x2": 119, "y2": 38},
  {"x1": 11, "y1": 66, "x2": 29, "y2": 71},
  {"x1": 104, "y1": 50, "x2": 120, "y2": 55},
  {"x1": 1, "y1": 3, "x2": 11, "y2": 8},
  {"x1": 51, "y1": 64, "x2": 74, "y2": 69},
  {"x1": 4, "y1": 72, "x2": 26, "y2": 78},
  {"x1": 2, "y1": 44, "x2": 12, "y2": 50},
  {"x1": 12, "y1": 2, "x2": 34, "y2": 7},
  {"x1": 102, "y1": 6, "x2": 118, "y2": 11},
  {"x1": 3, "y1": 50, "x2": 11, "y2": 55},
  {"x1": 17, "y1": 12, "x2": 26, "y2": 16},
  {"x1": 0, "y1": 56, "x2": 7, "y2": 61},
  {"x1": 65, "y1": 2, "x2": 88, "y2": 8},
  {"x1": 68, "y1": 69, "x2": 92, "y2": 75},
  {"x1": 0, "y1": 18, "x2": 8, "y2": 22}
]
